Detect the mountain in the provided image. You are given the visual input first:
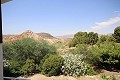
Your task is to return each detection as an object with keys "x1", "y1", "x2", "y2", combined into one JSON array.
[
  {"x1": 3, "y1": 30, "x2": 71, "y2": 44},
  {"x1": 3, "y1": 30, "x2": 41, "y2": 42},
  {"x1": 36, "y1": 32, "x2": 55, "y2": 39},
  {"x1": 56, "y1": 34, "x2": 74, "y2": 38}
]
